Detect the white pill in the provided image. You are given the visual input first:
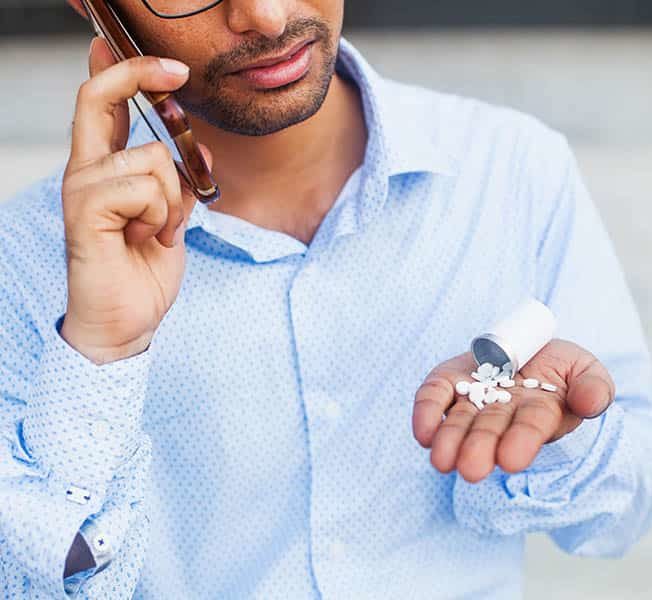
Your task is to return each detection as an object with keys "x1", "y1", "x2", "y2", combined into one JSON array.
[
  {"x1": 469, "y1": 396, "x2": 485, "y2": 410},
  {"x1": 478, "y1": 363, "x2": 495, "y2": 377},
  {"x1": 484, "y1": 388, "x2": 498, "y2": 404},
  {"x1": 469, "y1": 393, "x2": 485, "y2": 406},
  {"x1": 491, "y1": 366, "x2": 501, "y2": 378},
  {"x1": 469, "y1": 390, "x2": 485, "y2": 403},
  {"x1": 486, "y1": 379, "x2": 498, "y2": 388},
  {"x1": 497, "y1": 390, "x2": 512, "y2": 403},
  {"x1": 469, "y1": 383, "x2": 486, "y2": 403},
  {"x1": 471, "y1": 372, "x2": 484, "y2": 382},
  {"x1": 502, "y1": 361, "x2": 513, "y2": 372},
  {"x1": 541, "y1": 382, "x2": 558, "y2": 392},
  {"x1": 498, "y1": 378, "x2": 516, "y2": 388},
  {"x1": 455, "y1": 381, "x2": 471, "y2": 395},
  {"x1": 523, "y1": 378, "x2": 540, "y2": 389}
]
